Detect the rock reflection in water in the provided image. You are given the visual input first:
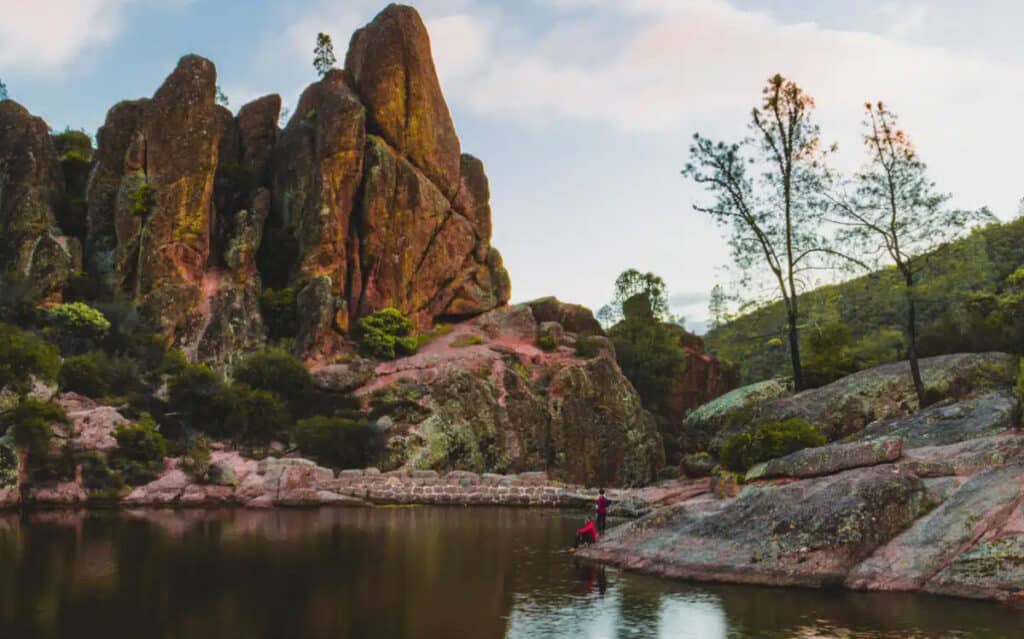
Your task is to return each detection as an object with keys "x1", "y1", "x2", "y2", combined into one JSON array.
[{"x1": 0, "y1": 508, "x2": 1021, "y2": 639}]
